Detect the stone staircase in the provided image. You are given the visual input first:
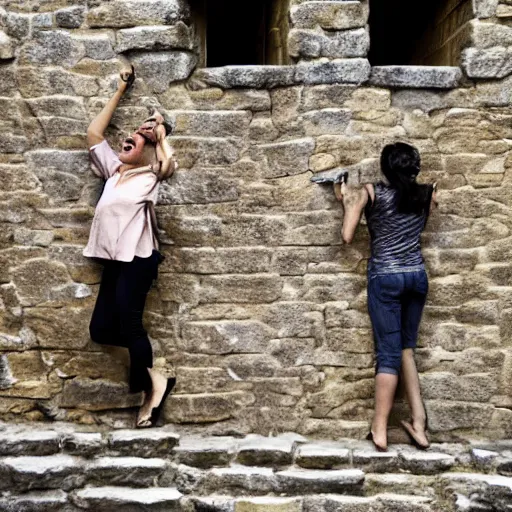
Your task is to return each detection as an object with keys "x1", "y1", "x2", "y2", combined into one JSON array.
[{"x1": 0, "y1": 424, "x2": 511, "y2": 511}]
